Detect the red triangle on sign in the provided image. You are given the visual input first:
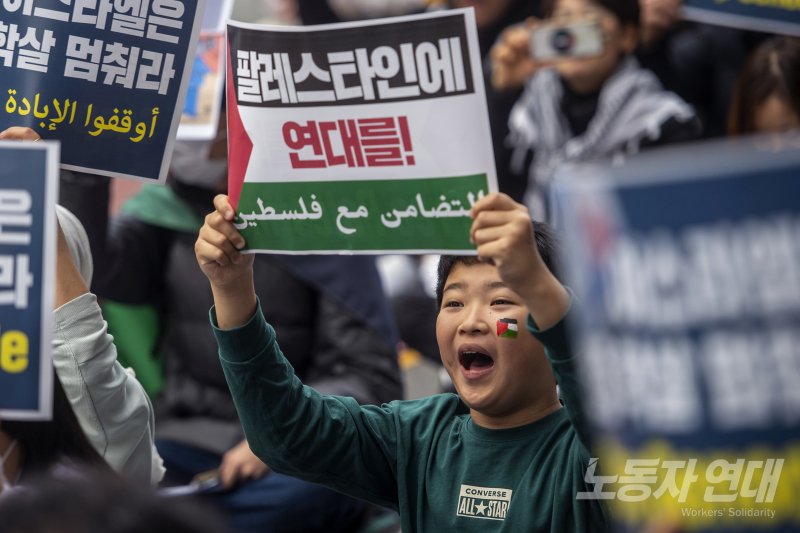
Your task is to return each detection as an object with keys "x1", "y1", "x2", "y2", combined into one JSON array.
[{"x1": 225, "y1": 37, "x2": 253, "y2": 211}]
